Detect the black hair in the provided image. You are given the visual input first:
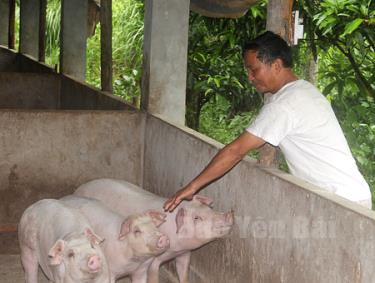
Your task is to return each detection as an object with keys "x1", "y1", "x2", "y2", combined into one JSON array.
[{"x1": 242, "y1": 31, "x2": 293, "y2": 68}]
